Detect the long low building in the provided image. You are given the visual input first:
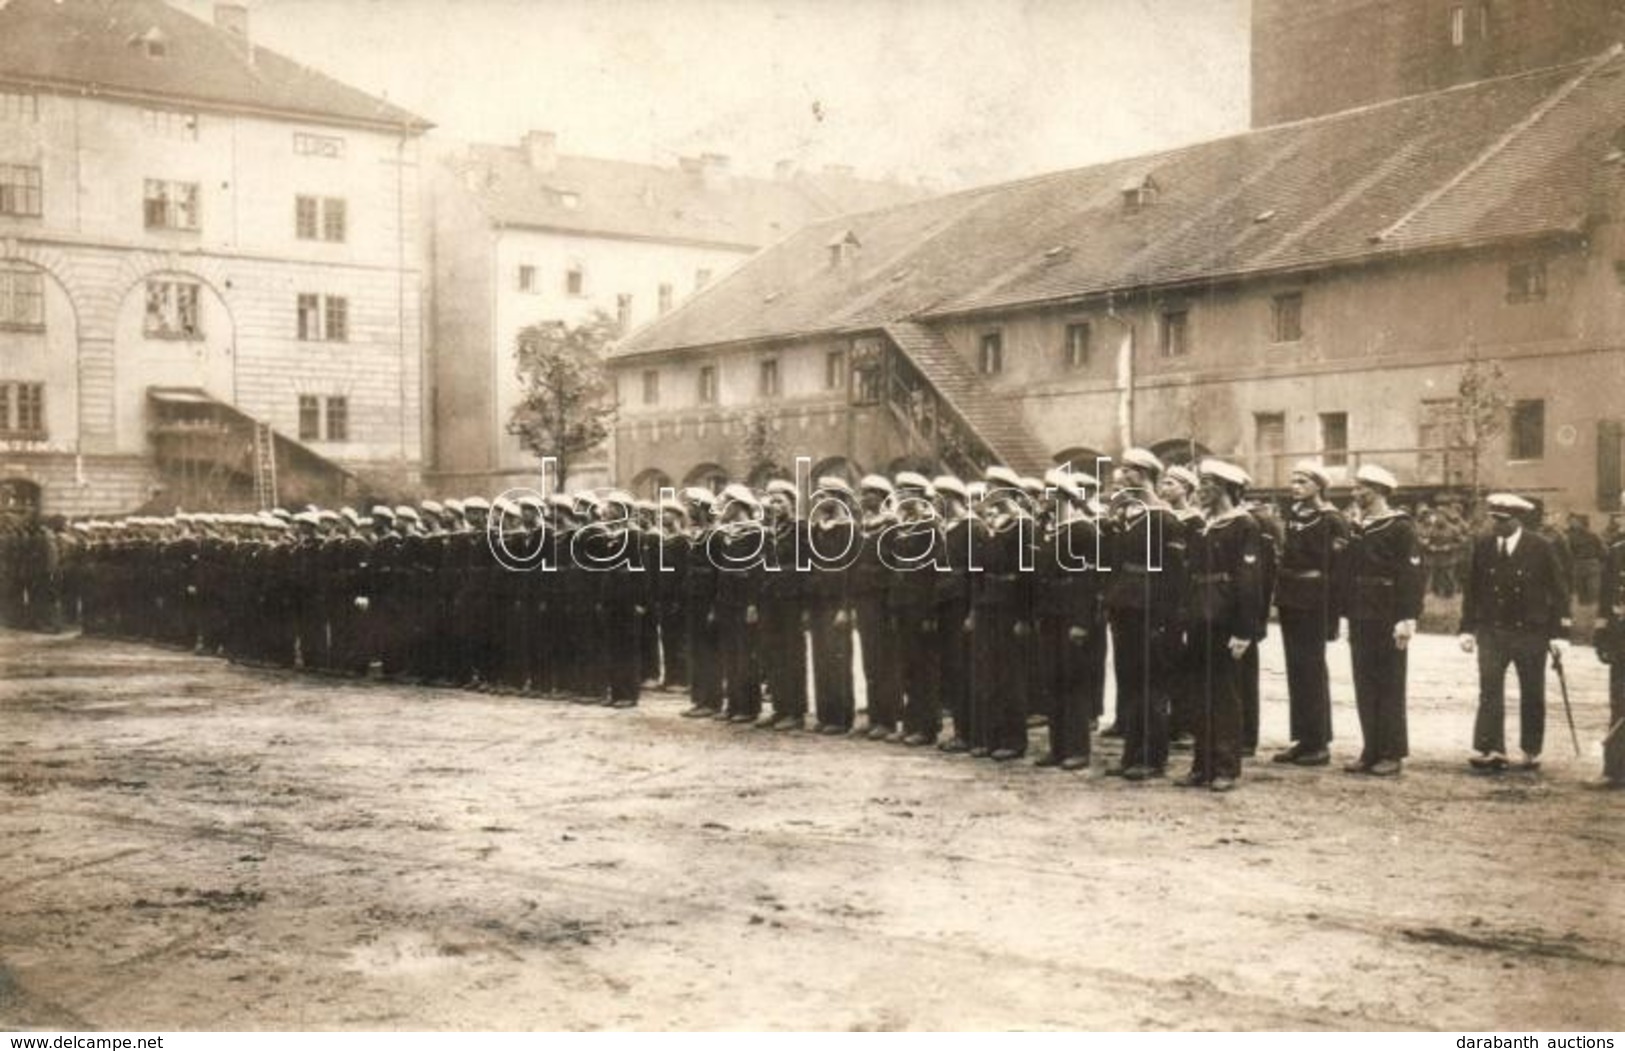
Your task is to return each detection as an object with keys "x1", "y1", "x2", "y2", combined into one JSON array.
[{"x1": 607, "y1": 48, "x2": 1625, "y2": 516}]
